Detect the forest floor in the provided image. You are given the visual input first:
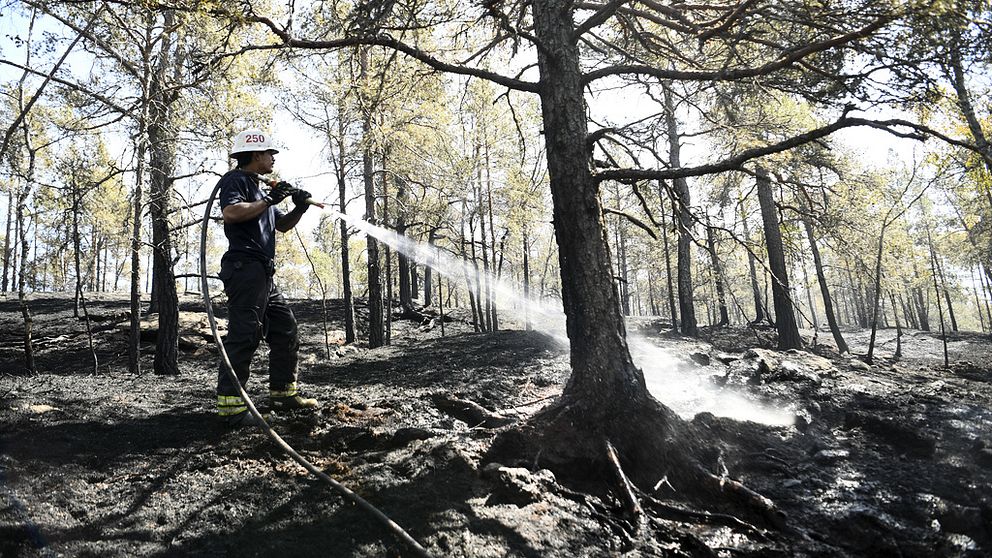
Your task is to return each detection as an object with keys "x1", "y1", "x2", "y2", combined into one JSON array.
[{"x1": 1, "y1": 292, "x2": 990, "y2": 557}]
